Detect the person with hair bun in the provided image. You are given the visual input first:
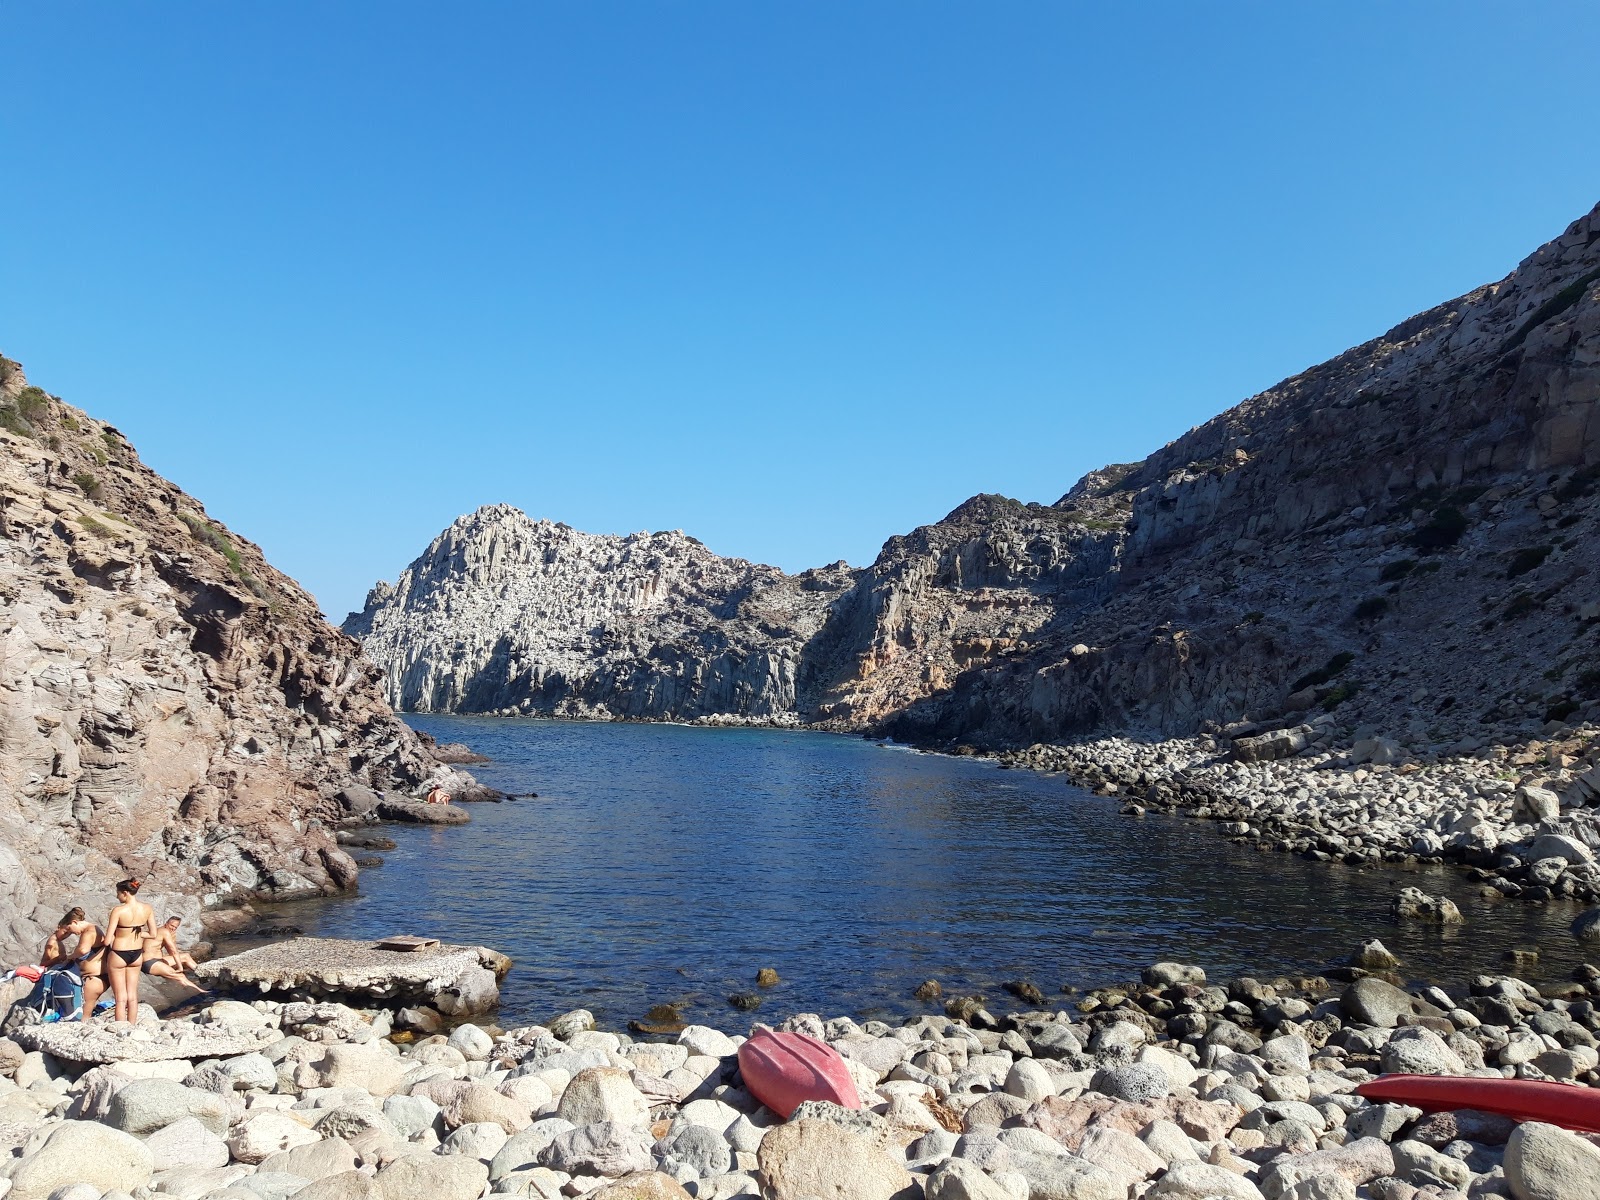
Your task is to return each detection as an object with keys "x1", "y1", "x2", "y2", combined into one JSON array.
[{"x1": 103, "y1": 879, "x2": 154, "y2": 1023}]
